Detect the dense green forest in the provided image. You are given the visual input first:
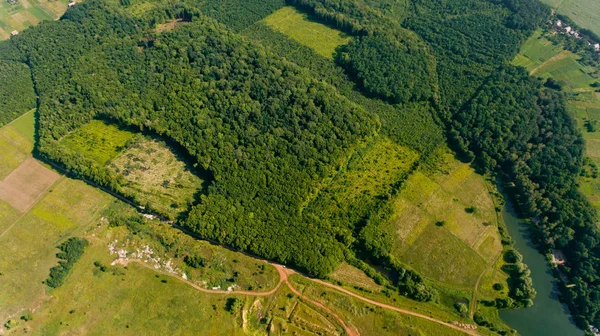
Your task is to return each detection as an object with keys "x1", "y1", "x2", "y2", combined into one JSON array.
[
  {"x1": 8, "y1": 0, "x2": 379, "y2": 277},
  {"x1": 0, "y1": 59, "x2": 36, "y2": 126},
  {"x1": 3, "y1": 0, "x2": 600, "y2": 329}
]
